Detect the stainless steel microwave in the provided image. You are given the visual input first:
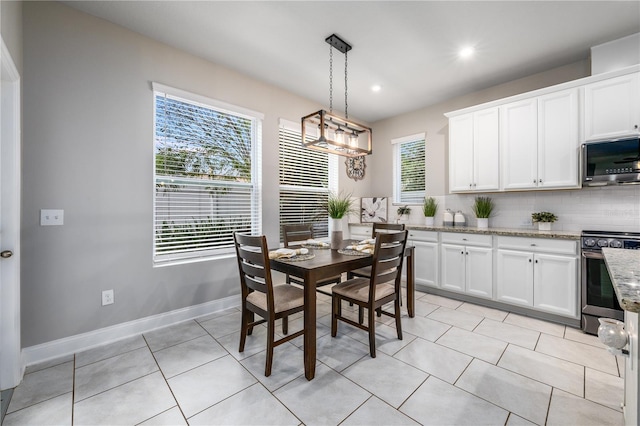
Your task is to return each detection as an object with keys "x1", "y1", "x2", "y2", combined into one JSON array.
[{"x1": 582, "y1": 137, "x2": 640, "y2": 186}]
